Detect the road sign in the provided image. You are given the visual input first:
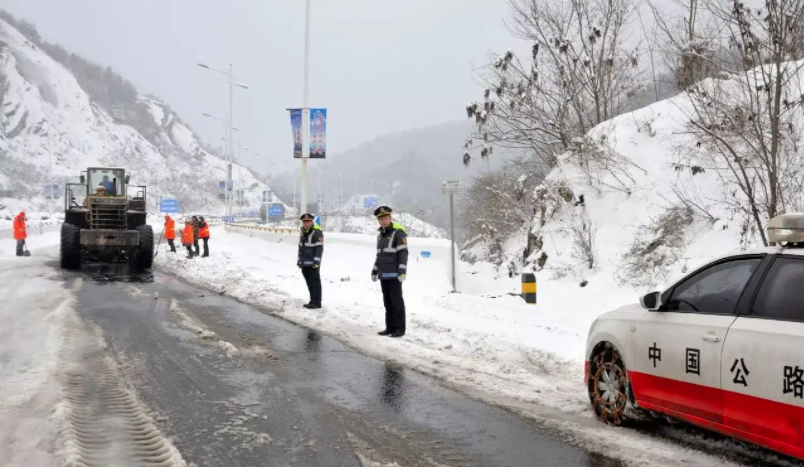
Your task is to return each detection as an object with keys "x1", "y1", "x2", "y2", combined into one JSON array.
[
  {"x1": 441, "y1": 180, "x2": 466, "y2": 195},
  {"x1": 43, "y1": 184, "x2": 61, "y2": 200},
  {"x1": 441, "y1": 180, "x2": 466, "y2": 292},
  {"x1": 363, "y1": 197, "x2": 378, "y2": 208},
  {"x1": 159, "y1": 199, "x2": 179, "y2": 213},
  {"x1": 268, "y1": 204, "x2": 284, "y2": 218},
  {"x1": 314, "y1": 215, "x2": 321, "y2": 226}
]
